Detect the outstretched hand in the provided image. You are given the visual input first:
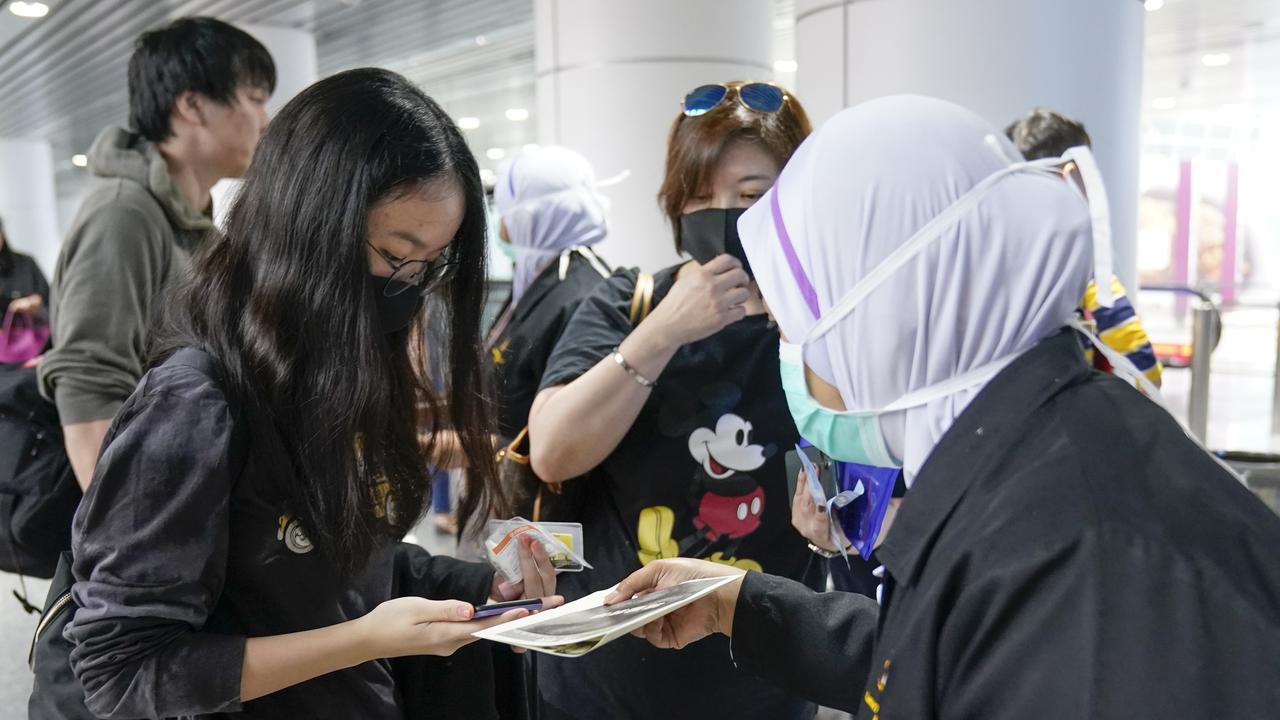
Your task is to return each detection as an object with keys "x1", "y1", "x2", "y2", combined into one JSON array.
[{"x1": 604, "y1": 559, "x2": 746, "y2": 650}]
